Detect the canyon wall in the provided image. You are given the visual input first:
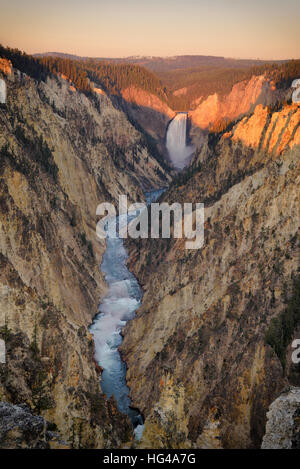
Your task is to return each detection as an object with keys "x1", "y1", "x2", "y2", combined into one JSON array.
[
  {"x1": 190, "y1": 75, "x2": 279, "y2": 130},
  {"x1": 120, "y1": 86, "x2": 175, "y2": 163},
  {"x1": 0, "y1": 64, "x2": 169, "y2": 447},
  {"x1": 120, "y1": 75, "x2": 284, "y2": 158},
  {"x1": 0, "y1": 55, "x2": 298, "y2": 449},
  {"x1": 121, "y1": 86, "x2": 174, "y2": 141},
  {"x1": 122, "y1": 102, "x2": 300, "y2": 448}
]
